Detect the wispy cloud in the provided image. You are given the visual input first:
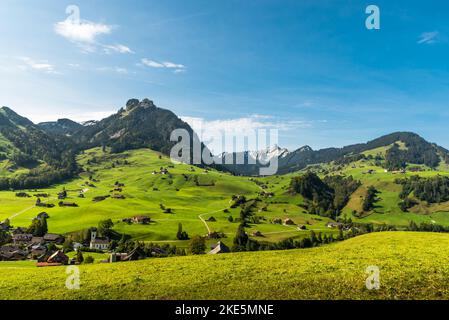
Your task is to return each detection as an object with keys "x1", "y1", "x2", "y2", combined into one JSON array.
[
  {"x1": 417, "y1": 31, "x2": 439, "y2": 44},
  {"x1": 103, "y1": 44, "x2": 134, "y2": 54},
  {"x1": 181, "y1": 115, "x2": 312, "y2": 153},
  {"x1": 141, "y1": 58, "x2": 186, "y2": 73},
  {"x1": 18, "y1": 57, "x2": 58, "y2": 74},
  {"x1": 54, "y1": 17, "x2": 132, "y2": 54},
  {"x1": 96, "y1": 66, "x2": 129, "y2": 74}
]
